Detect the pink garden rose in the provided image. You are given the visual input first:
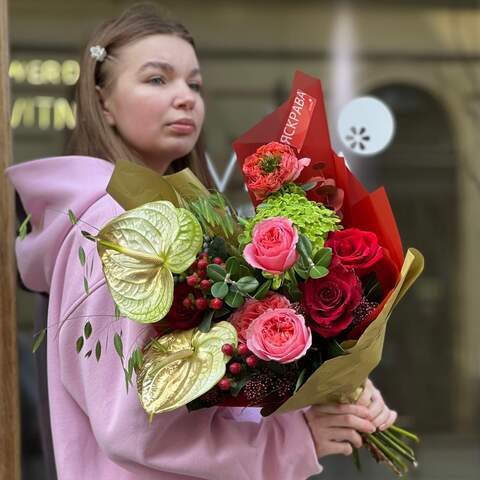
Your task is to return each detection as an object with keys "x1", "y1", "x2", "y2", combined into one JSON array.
[
  {"x1": 228, "y1": 293, "x2": 291, "y2": 342},
  {"x1": 246, "y1": 308, "x2": 312, "y2": 363},
  {"x1": 243, "y1": 217, "x2": 299, "y2": 275},
  {"x1": 242, "y1": 142, "x2": 310, "y2": 200}
]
